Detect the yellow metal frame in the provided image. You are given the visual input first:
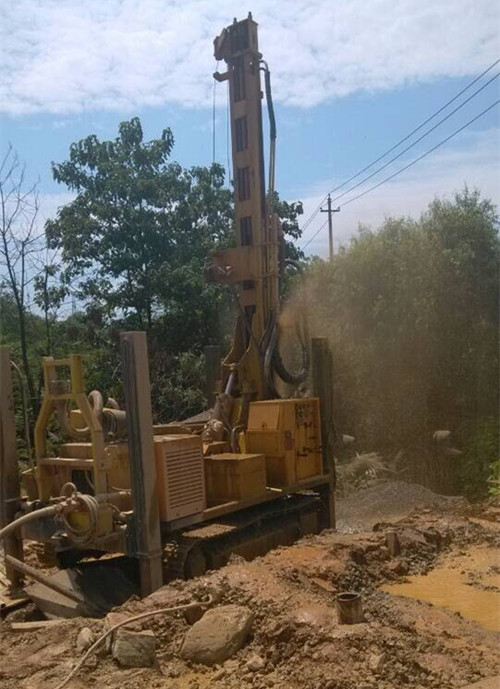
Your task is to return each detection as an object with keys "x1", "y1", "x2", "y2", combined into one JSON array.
[
  {"x1": 34, "y1": 355, "x2": 108, "y2": 500},
  {"x1": 212, "y1": 16, "x2": 279, "y2": 402}
]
